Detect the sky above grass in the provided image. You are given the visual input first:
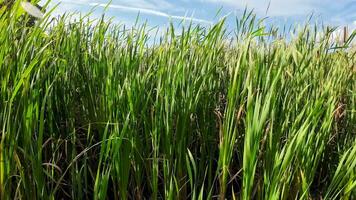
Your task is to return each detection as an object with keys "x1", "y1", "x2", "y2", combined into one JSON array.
[{"x1": 48, "y1": 0, "x2": 356, "y2": 30}]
